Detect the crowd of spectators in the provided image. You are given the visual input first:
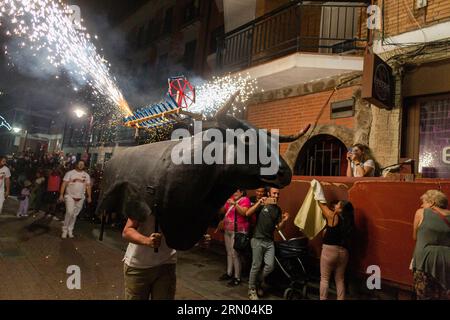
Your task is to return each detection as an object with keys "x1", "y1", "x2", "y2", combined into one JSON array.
[{"x1": 4, "y1": 150, "x2": 121, "y2": 227}]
